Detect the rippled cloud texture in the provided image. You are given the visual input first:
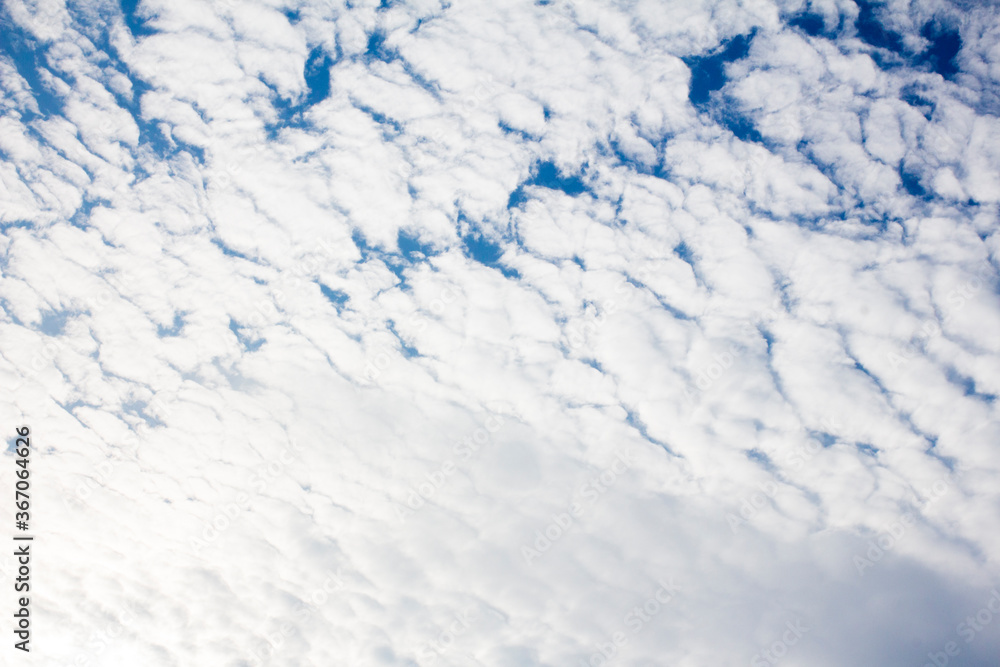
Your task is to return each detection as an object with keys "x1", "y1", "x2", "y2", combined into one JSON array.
[{"x1": 1, "y1": 0, "x2": 999, "y2": 665}]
